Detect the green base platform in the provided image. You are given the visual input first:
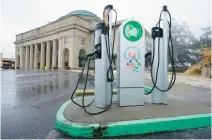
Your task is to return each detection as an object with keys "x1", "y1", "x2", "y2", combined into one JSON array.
[{"x1": 56, "y1": 93, "x2": 211, "y2": 138}]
